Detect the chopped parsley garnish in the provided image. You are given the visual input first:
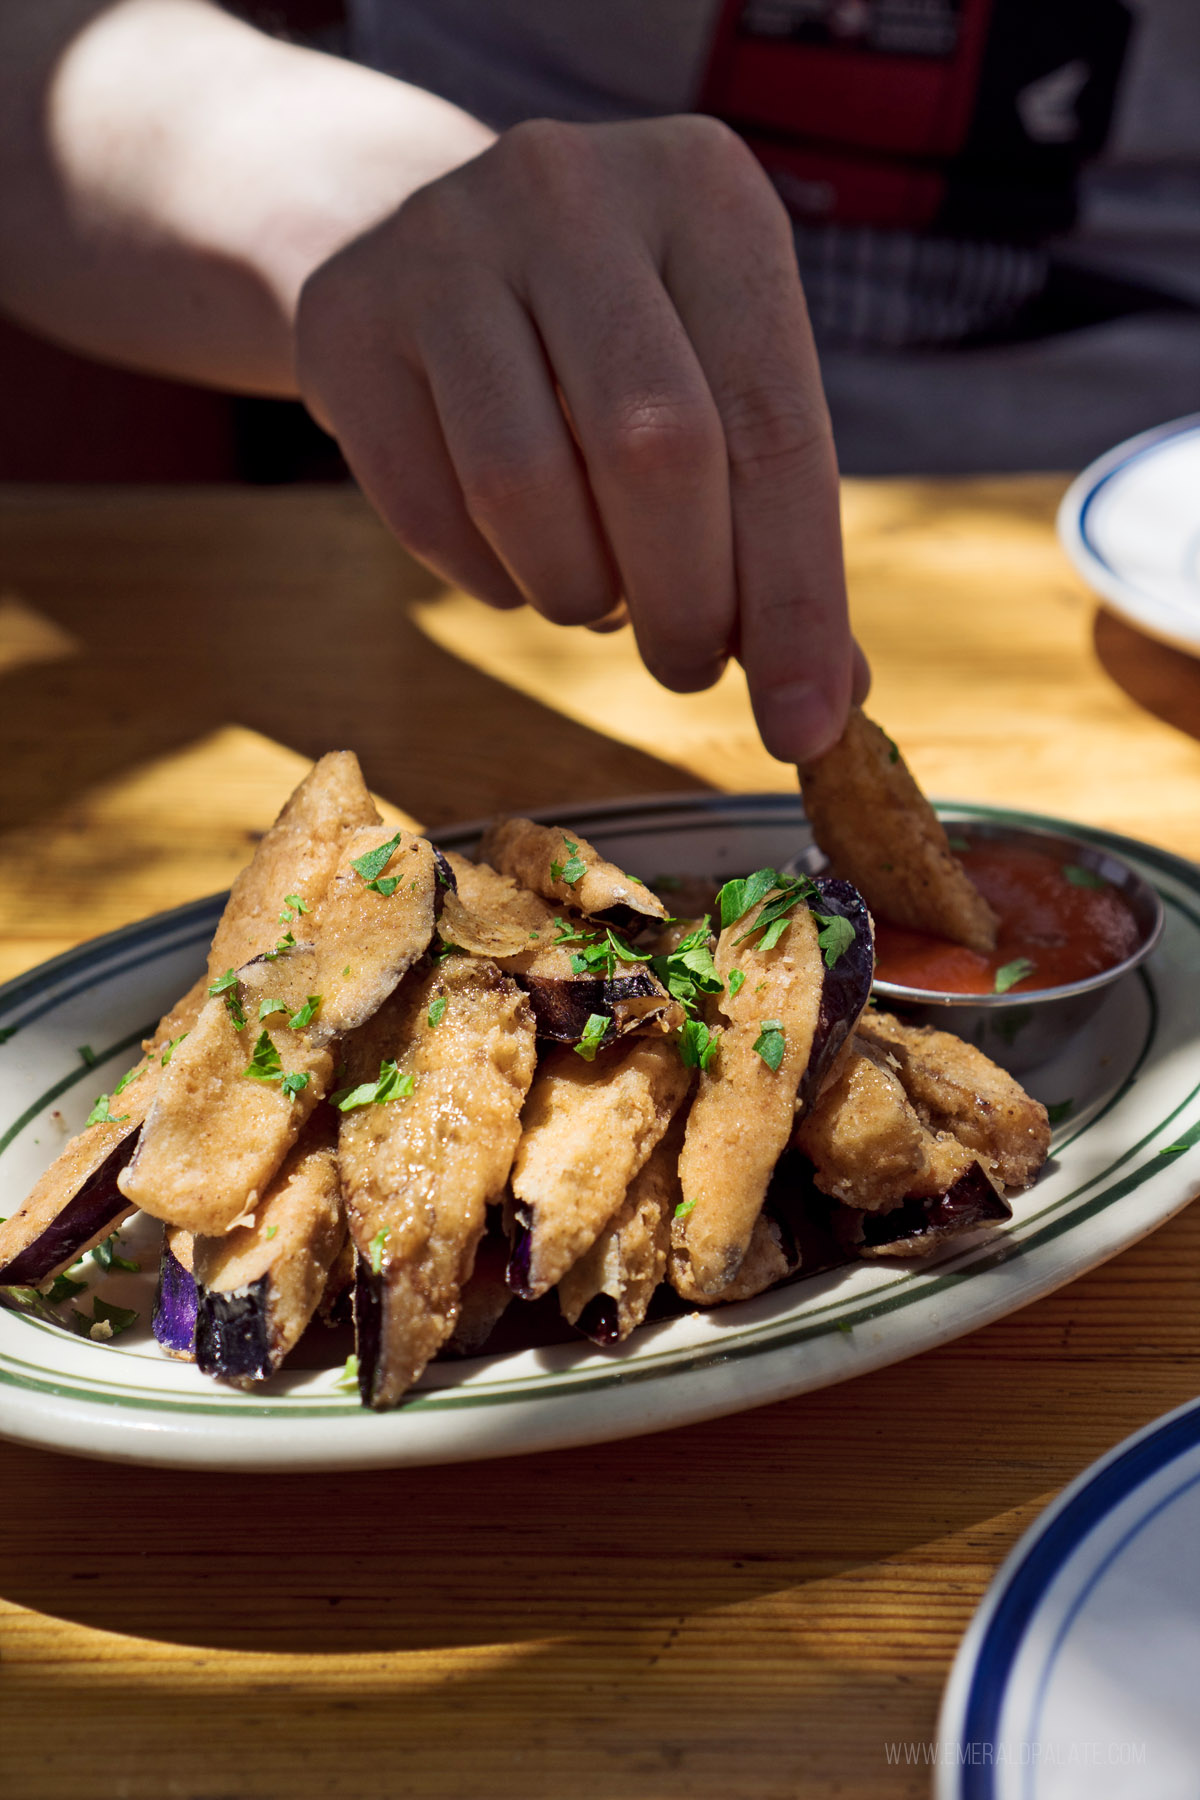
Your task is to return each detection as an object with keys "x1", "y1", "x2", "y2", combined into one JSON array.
[
  {"x1": 368, "y1": 1228, "x2": 390, "y2": 1275},
  {"x1": 673, "y1": 1199, "x2": 697, "y2": 1219},
  {"x1": 335, "y1": 1353, "x2": 359, "y2": 1391},
  {"x1": 947, "y1": 834, "x2": 970, "y2": 853},
  {"x1": 884, "y1": 733, "x2": 901, "y2": 765},
  {"x1": 46, "y1": 1271, "x2": 88, "y2": 1303},
  {"x1": 836, "y1": 1319, "x2": 854, "y2": 1335},
  {"x1": 244, "y1": 1032, "x2": 284, "y2": 1081},
  {"x1": 1063, "y1": 864, "x2": 1107, "y2": 889},
  {"x1": 0, "y1": 1024, "x2": 18, "y2": 1045},
  {"x1": 77, "y1": 1045, "x2": 98, "y2": 1068},
  {"x1": 813, "y1": 911, "x2": 856, "y2": 968},
  {"x1": 553, "y1": 918, "x2": 651, "y2": 980},
  {"x1": 92, "y1": 1233, "x2": 139, "y2": 1274},
  {"x1": 1159, "y1": 1142, "x2": 1189, "y2": 1157},
  {"x1": 287, "y1": 995, "x2": 321, "y2": 1030},
  {"x1": 1045, "y1": 1098, "x2": 1074, "y2": 1125},
  {"x1": 332, "y1": 1059, "x2": 415, "y2": 1111},
  {"x1": 278, "y1": 892, "x2": 310, "y2": 925},
  {"x1": 679, "y1": 1018, "x2": 721, "y2": 1071},
  {"x1": 280, "y1": 1072, "x2": 311, "y2": 1099},
  {"x1": 716, "y1": 868, "x2": 779, "y2": 931},
  {"x1": 573, "y1": 1013, "x2": 610, "y2": 1062},
  {"x1": 994, "y1": 958, "x2": 1036, "y2": 994},
  {"x1": 431, "y1": 938, "x2": 463, "y2": 962},
  {"x1": 752, "y1": 1020, "x2": 786, "y2": 1072},
  {"x1": 160, "y1": 1032, "x2": 189, "y2": 1066},
  {"x1": 258, "y1": 998, "x2": 288, "y2": 1021},
  {"x1": 77, "y1": 1296, "x2": 139, "y2": 1340},
  {"x1": 650, "y1": 921, "x2": 722, "y2": 1015},
  {"x1": 113, "y1": 1062, "x2": 144, "y2": 1097},
  {"x1": 265, "y1": 1226, "x2": 279, "y2": 1241},
  {"x1": 427, "y1": 996, "x2": 447, "y2": 1028},
  {"x1": 85, "y1": 1094, "x2": 129, "y2": 1128},
  {"x1": 351, "y1": 832, "x2": 404, "y2": 886},
  {"x1": 208, "y1": 968, "x2": 246, "y2": 1028},
  {"x1": 727, "y1": 969, "x2": 746, "y2": 997},
  {"x1": 550, "y1": 835, "x2": 588, "y2": 886},
  {"x1": 264, "y1": 930, "x2": 297, "y2": 961}
]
